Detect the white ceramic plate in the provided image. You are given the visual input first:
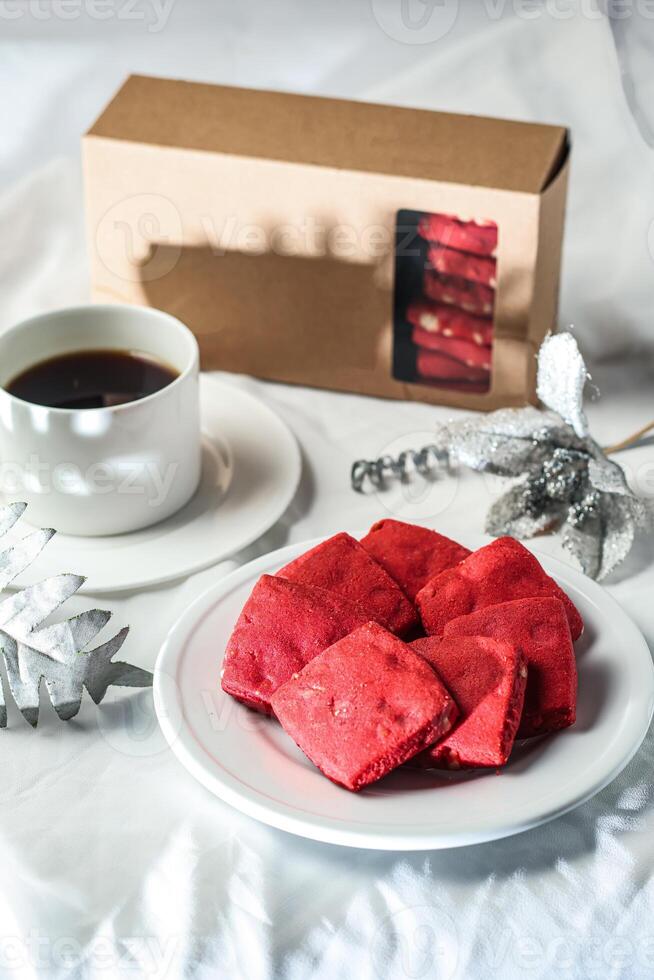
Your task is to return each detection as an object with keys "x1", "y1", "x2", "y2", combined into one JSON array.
[
  {"x1": 6, "y1": 378, "x2": 301, "y2": 593},
  {"x1": 154, "y1": 534, "x2": 654, "y2": 850}
]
